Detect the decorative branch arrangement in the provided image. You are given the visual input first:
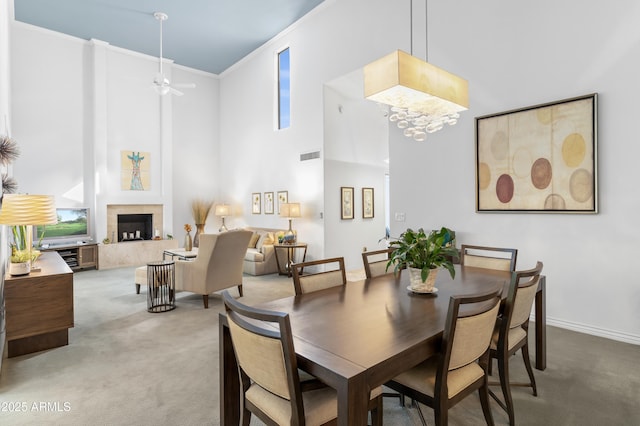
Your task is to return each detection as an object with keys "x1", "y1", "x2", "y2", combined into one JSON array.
[{"x1": 0, "y1": 135, "x2": 19, "y2": 195}]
